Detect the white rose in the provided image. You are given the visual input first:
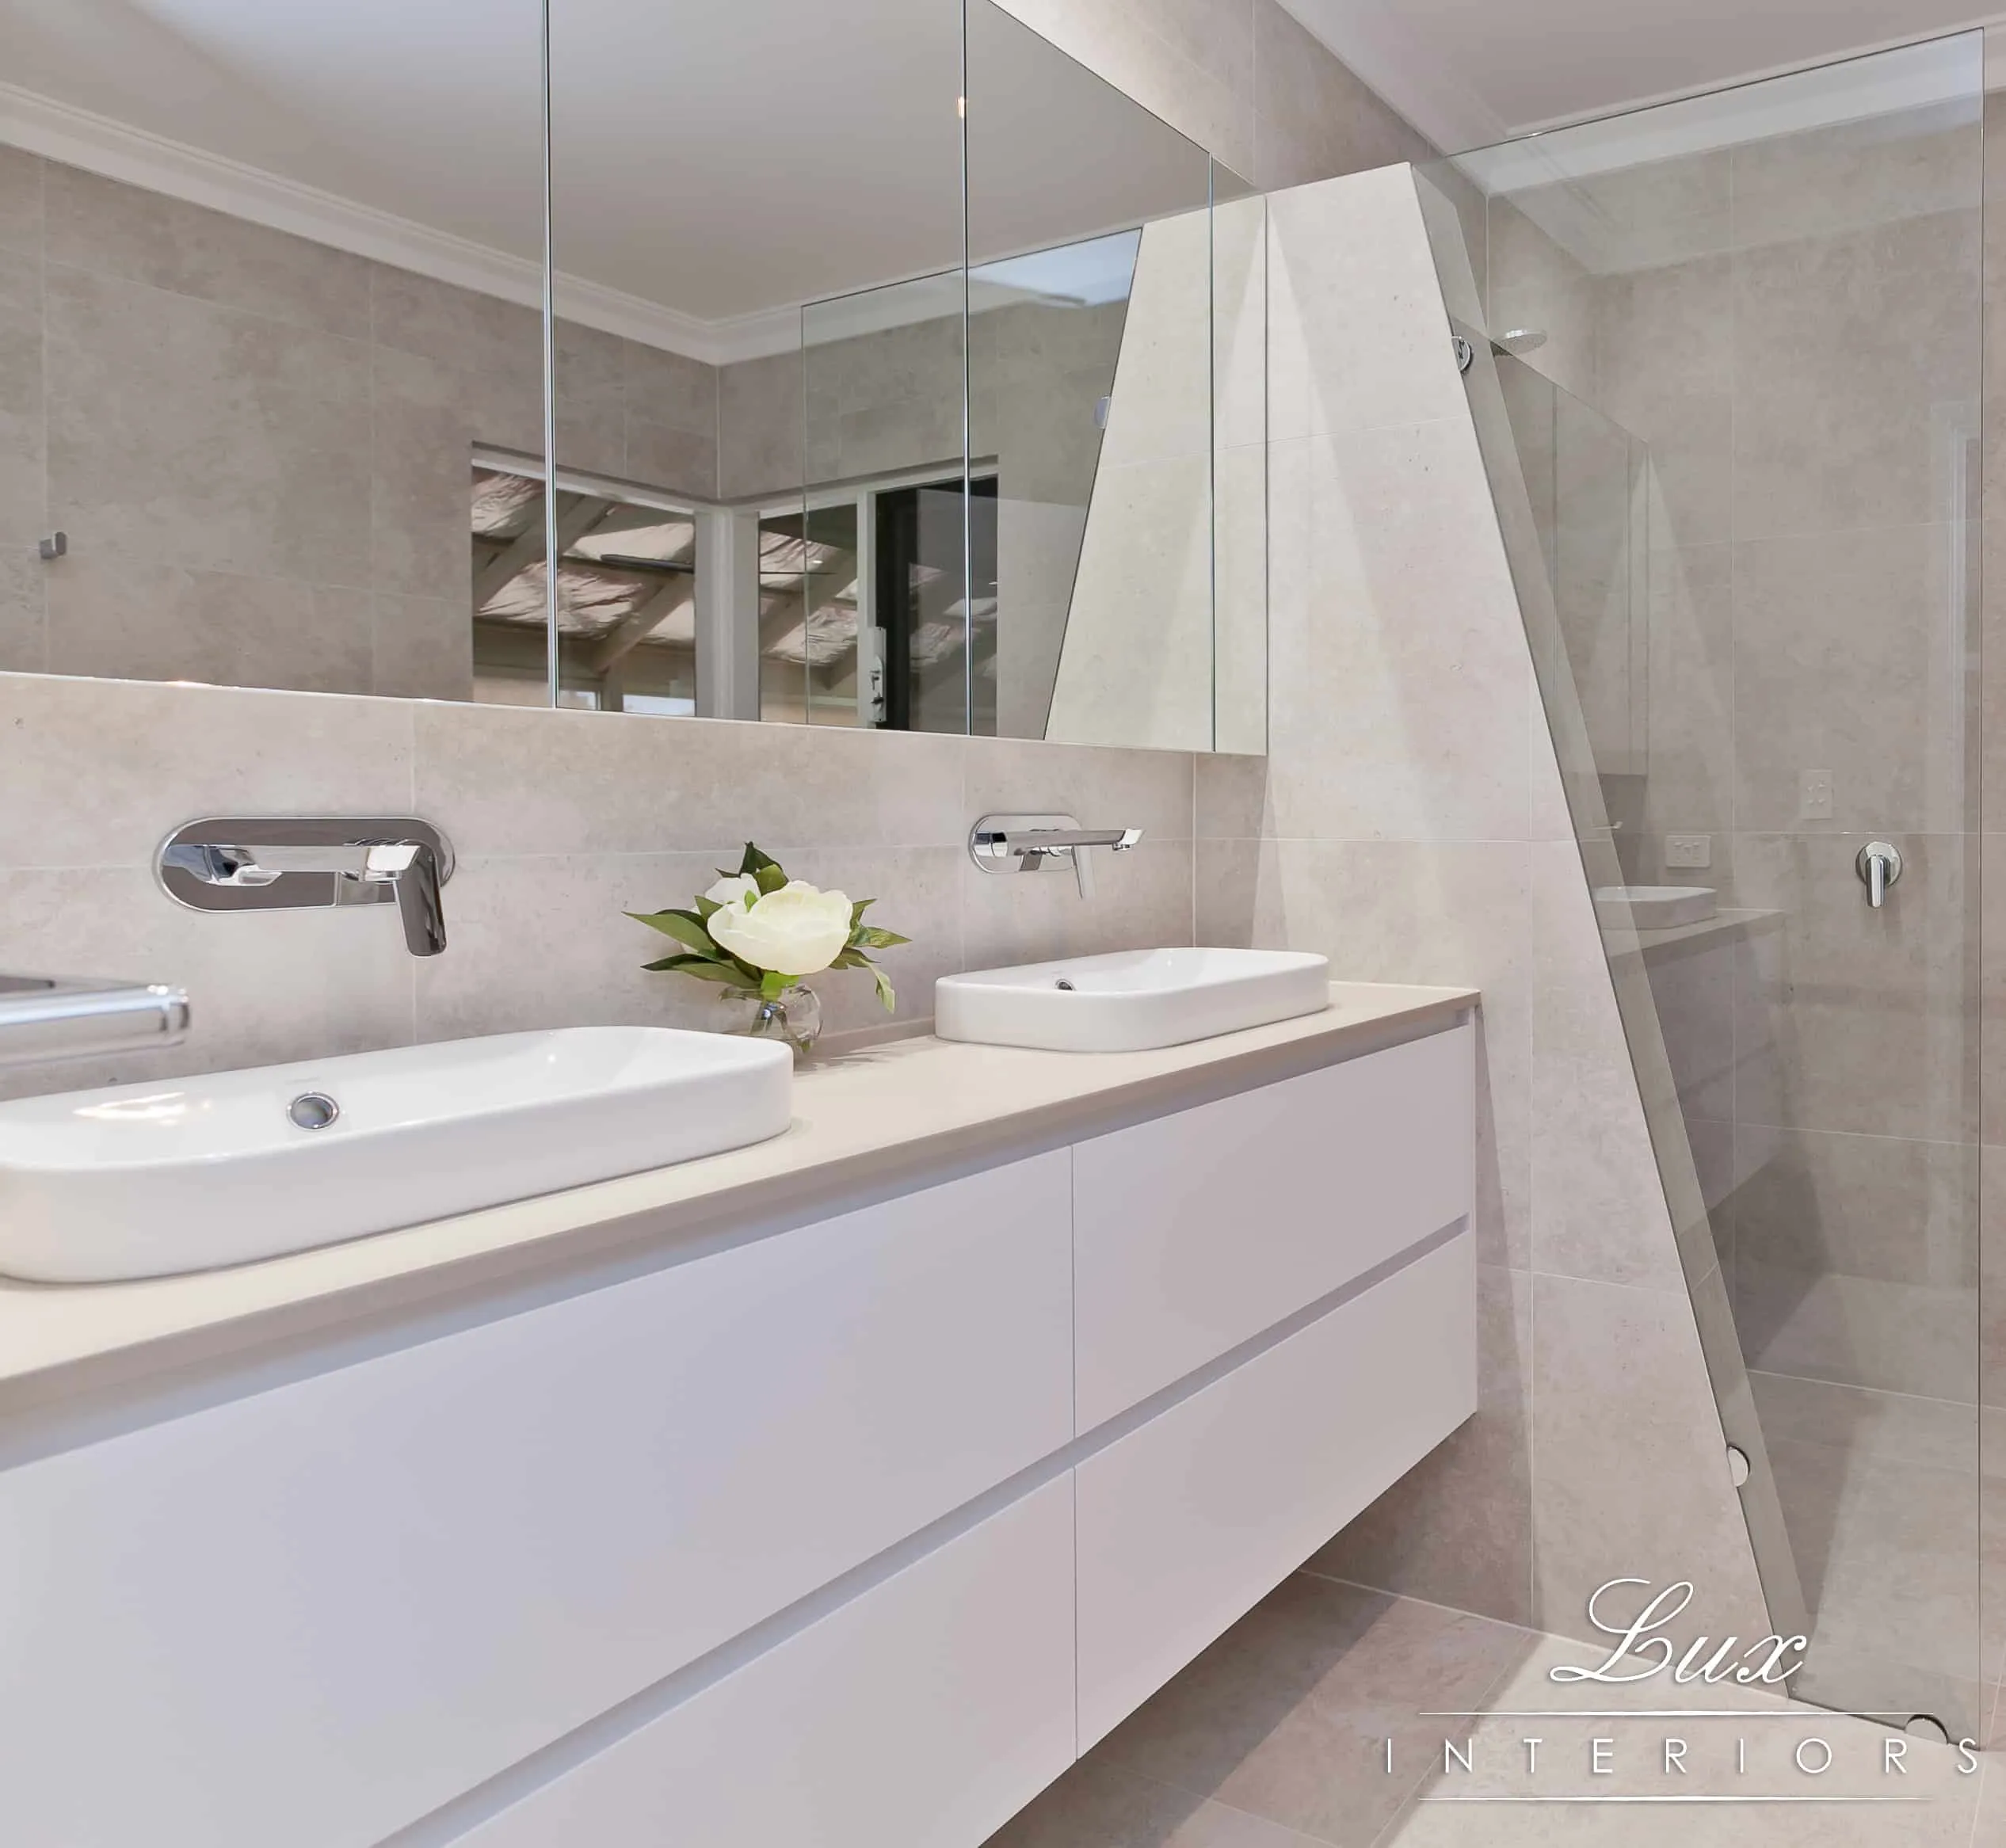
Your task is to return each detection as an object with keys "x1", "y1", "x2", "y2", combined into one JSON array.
[
  {"x1": 704, "y1": 873, "x2": 761, "y2": 910},
  {"x1": 707, "y1": 880, "x2": 853, "y2": 977}
]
